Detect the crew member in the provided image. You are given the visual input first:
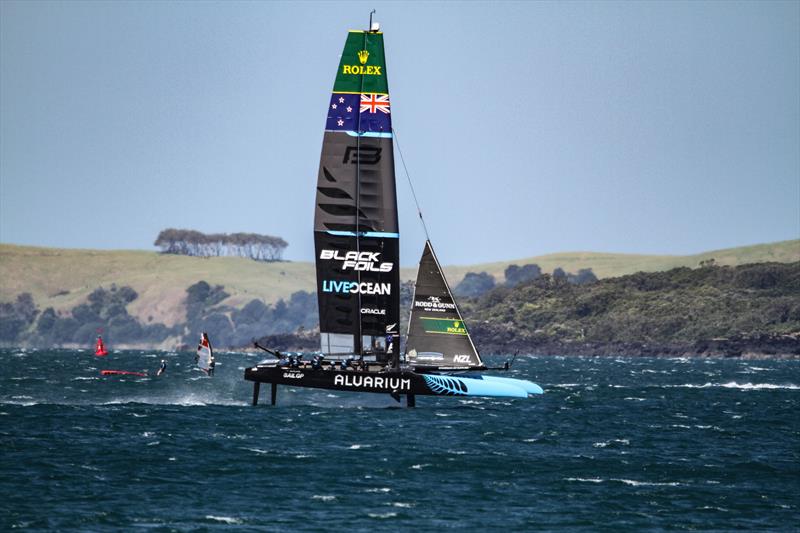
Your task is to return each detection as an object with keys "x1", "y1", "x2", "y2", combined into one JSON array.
[
  {"x1": 157, "y1": 359, "x2": 167, "y2": 376},
  {"x1": 208, "y1": 357, "x2": 215, "y2": 376}
]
